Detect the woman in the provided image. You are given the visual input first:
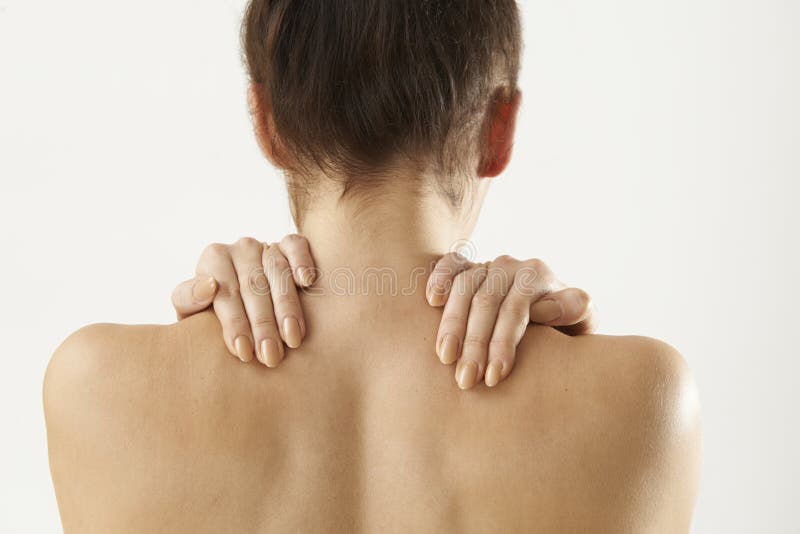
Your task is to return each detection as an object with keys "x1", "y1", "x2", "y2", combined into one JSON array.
[
  {"x1": 169, "y1": 234, "x2": 598, "y2": 383},
  {"x1": 44, "y1": 1, "x2": 700, "y2": 532}
]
